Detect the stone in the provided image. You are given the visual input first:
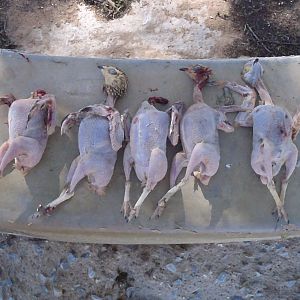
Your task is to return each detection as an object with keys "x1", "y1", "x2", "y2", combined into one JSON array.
[
  {"x1": 215, "y1": 272, "x2": 228, "y2": 284},
  {"x1": 165, "y1": 263, "x2": 176, "y2": 273},
  {"x1": 88, "y1": 267, "x2": 95, "y2": 279}
]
